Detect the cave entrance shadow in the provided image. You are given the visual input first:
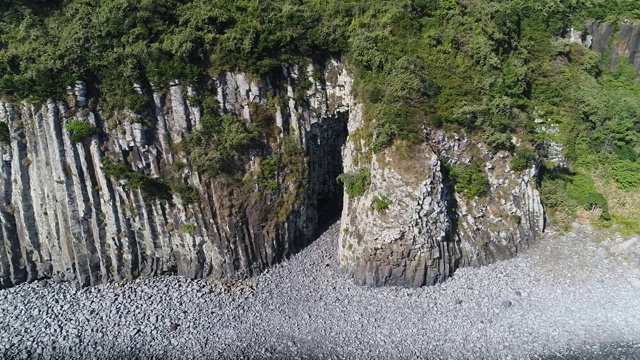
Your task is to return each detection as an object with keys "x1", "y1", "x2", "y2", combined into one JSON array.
[{"x1": 293, "y1": 111, "x2": 349, "y2": 253}]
